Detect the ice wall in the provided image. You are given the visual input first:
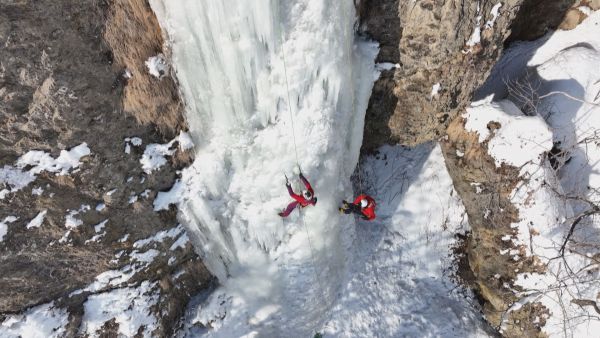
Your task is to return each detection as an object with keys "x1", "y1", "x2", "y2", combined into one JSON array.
[{"x1": 151, "y1": 0, "x2": 377, "y2": 334}]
